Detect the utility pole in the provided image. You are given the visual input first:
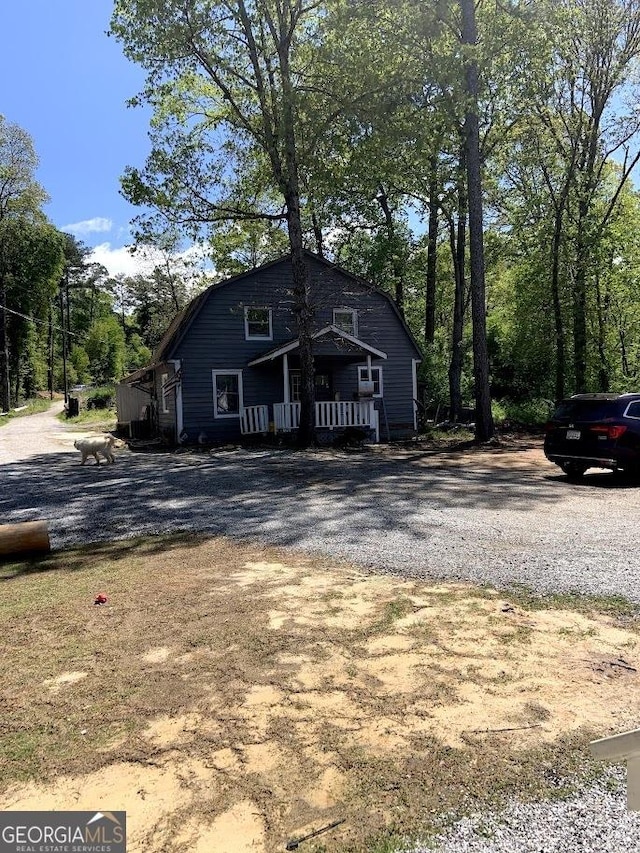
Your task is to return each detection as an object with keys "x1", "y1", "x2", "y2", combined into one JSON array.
[
  {"x1": 48, "y1": 302, "x2": 54, "y2": 400},
  {"x1": 59, "y1": 269, "x2": 69, "y2": 405}
]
